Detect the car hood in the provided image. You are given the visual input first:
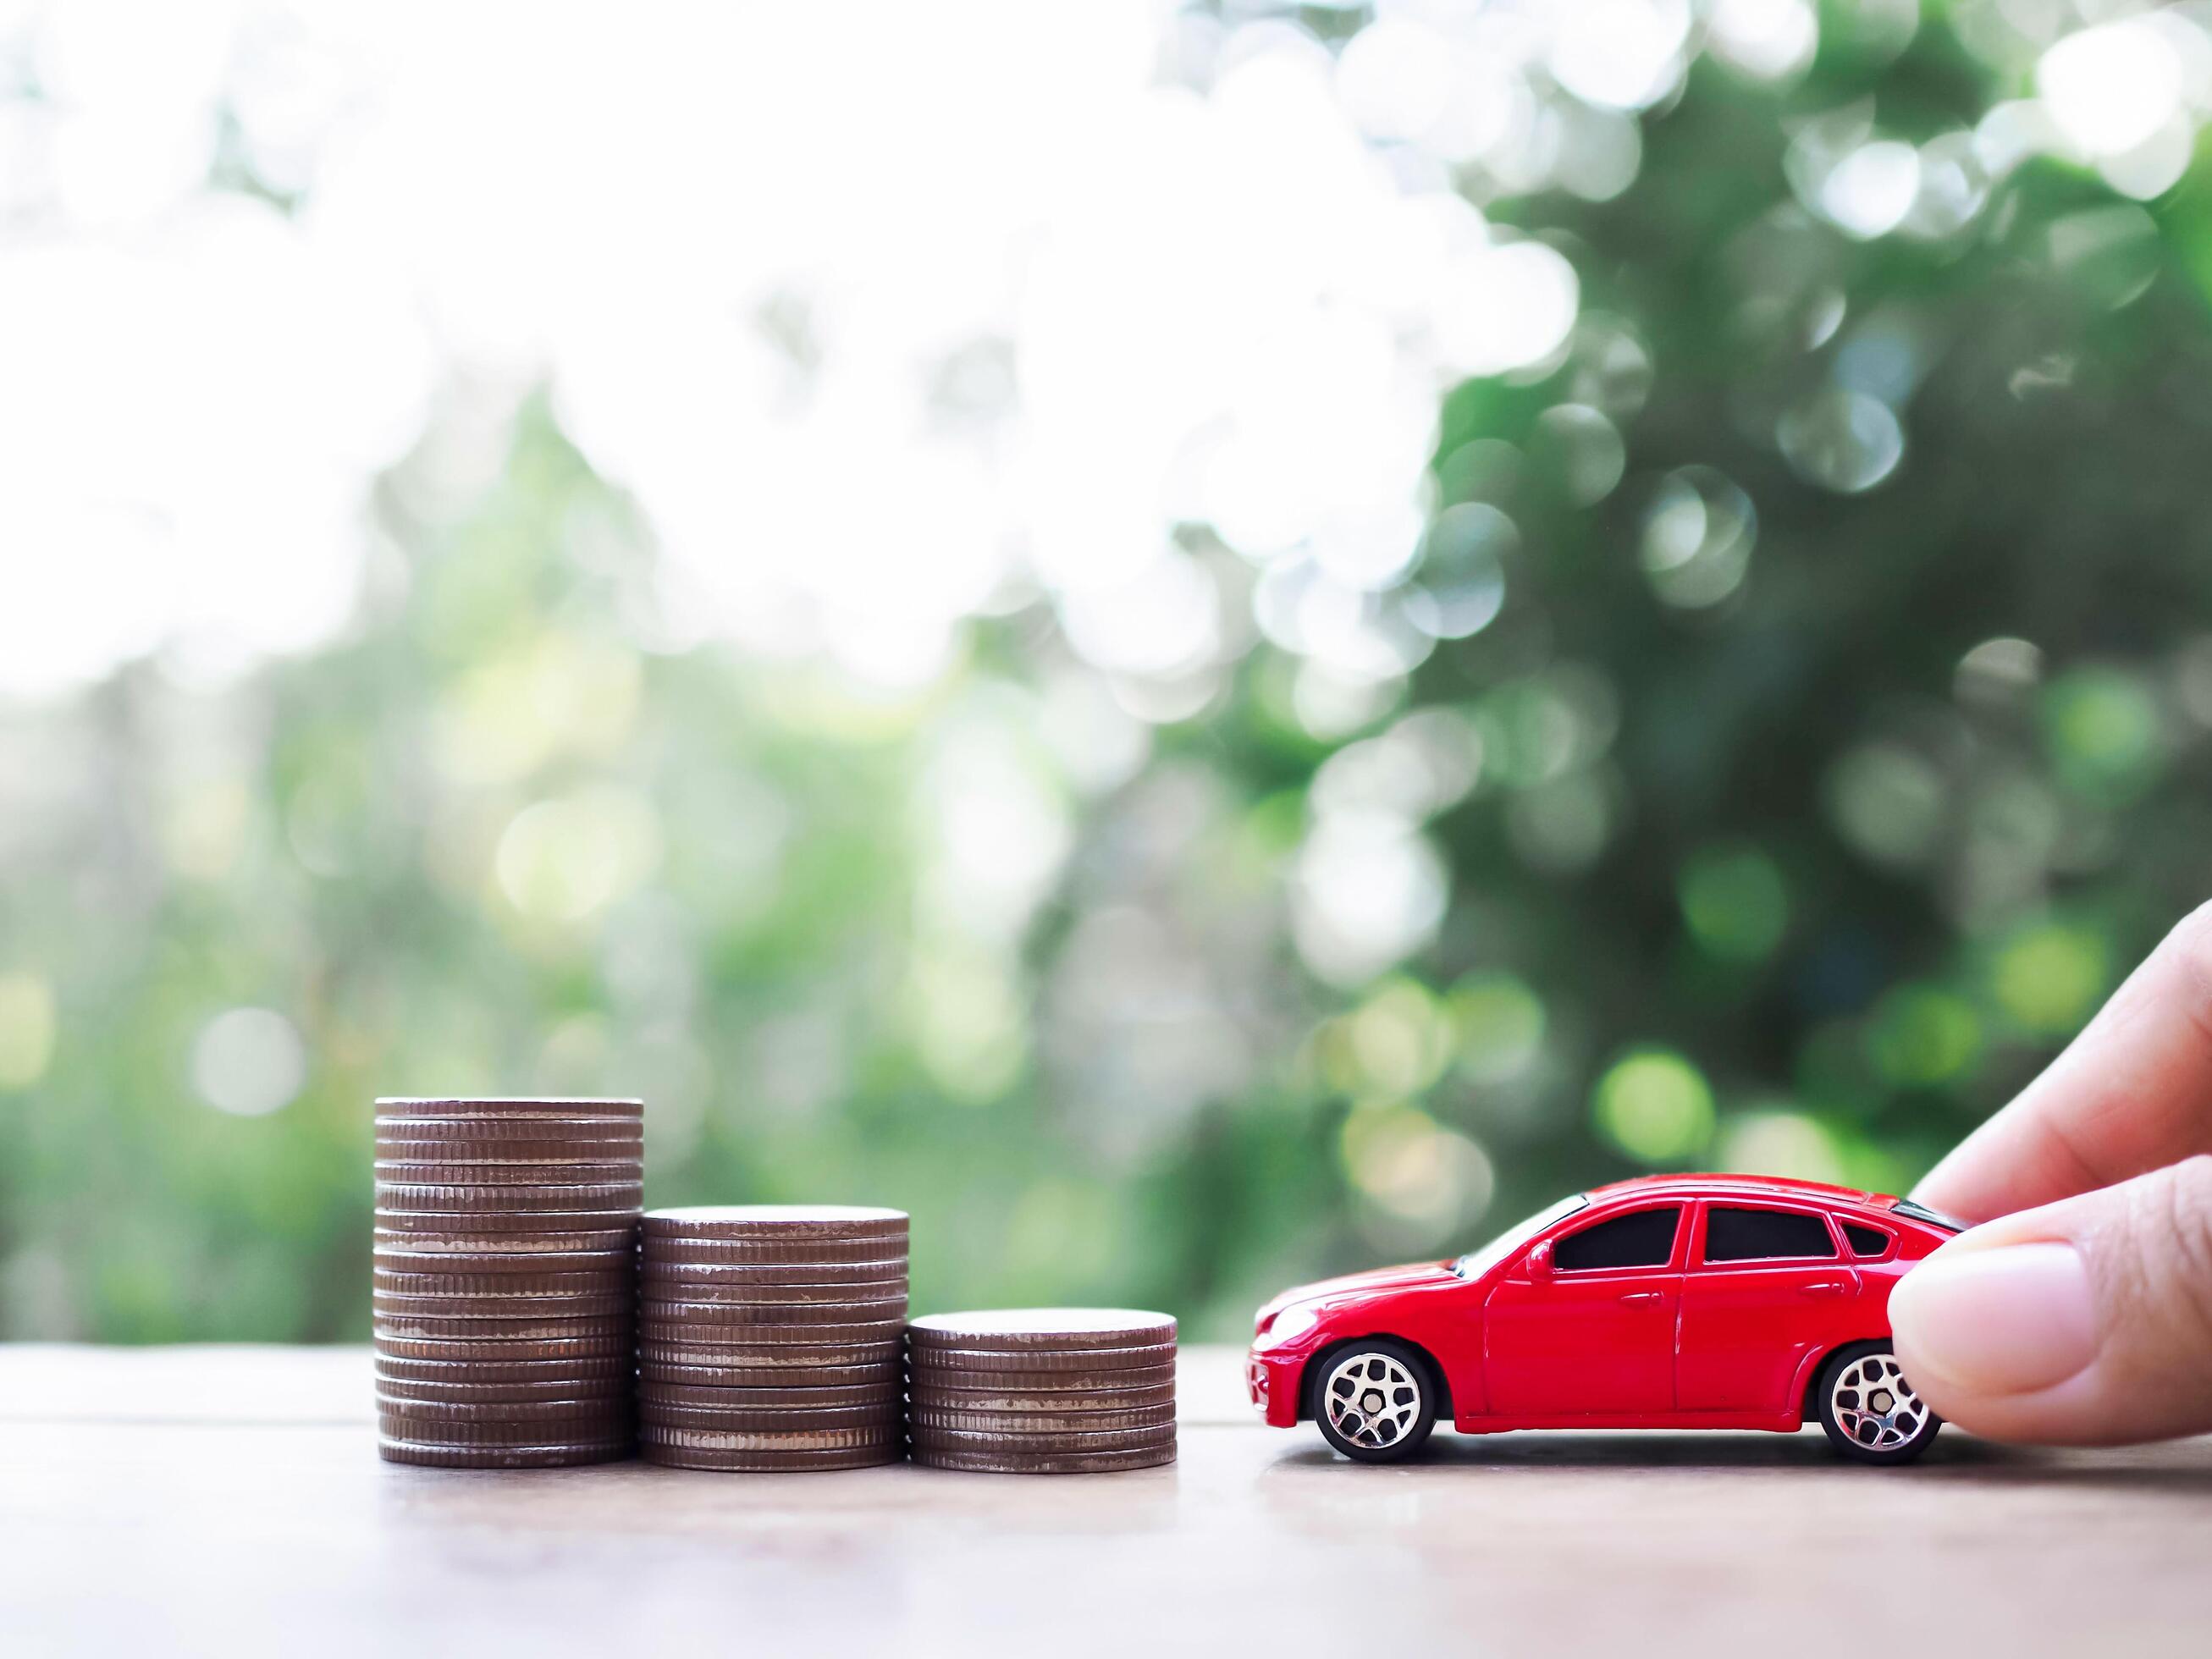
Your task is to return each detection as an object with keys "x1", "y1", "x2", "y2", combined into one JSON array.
[{"x1": 1259, "y1": 1260, "x2": 1459, "y2": 1325}]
